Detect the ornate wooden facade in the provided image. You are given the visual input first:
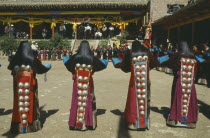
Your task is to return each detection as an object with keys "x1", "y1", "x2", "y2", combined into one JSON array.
[{"x1": 152, "y1": 0, "x2": 210, "y2": 45}]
